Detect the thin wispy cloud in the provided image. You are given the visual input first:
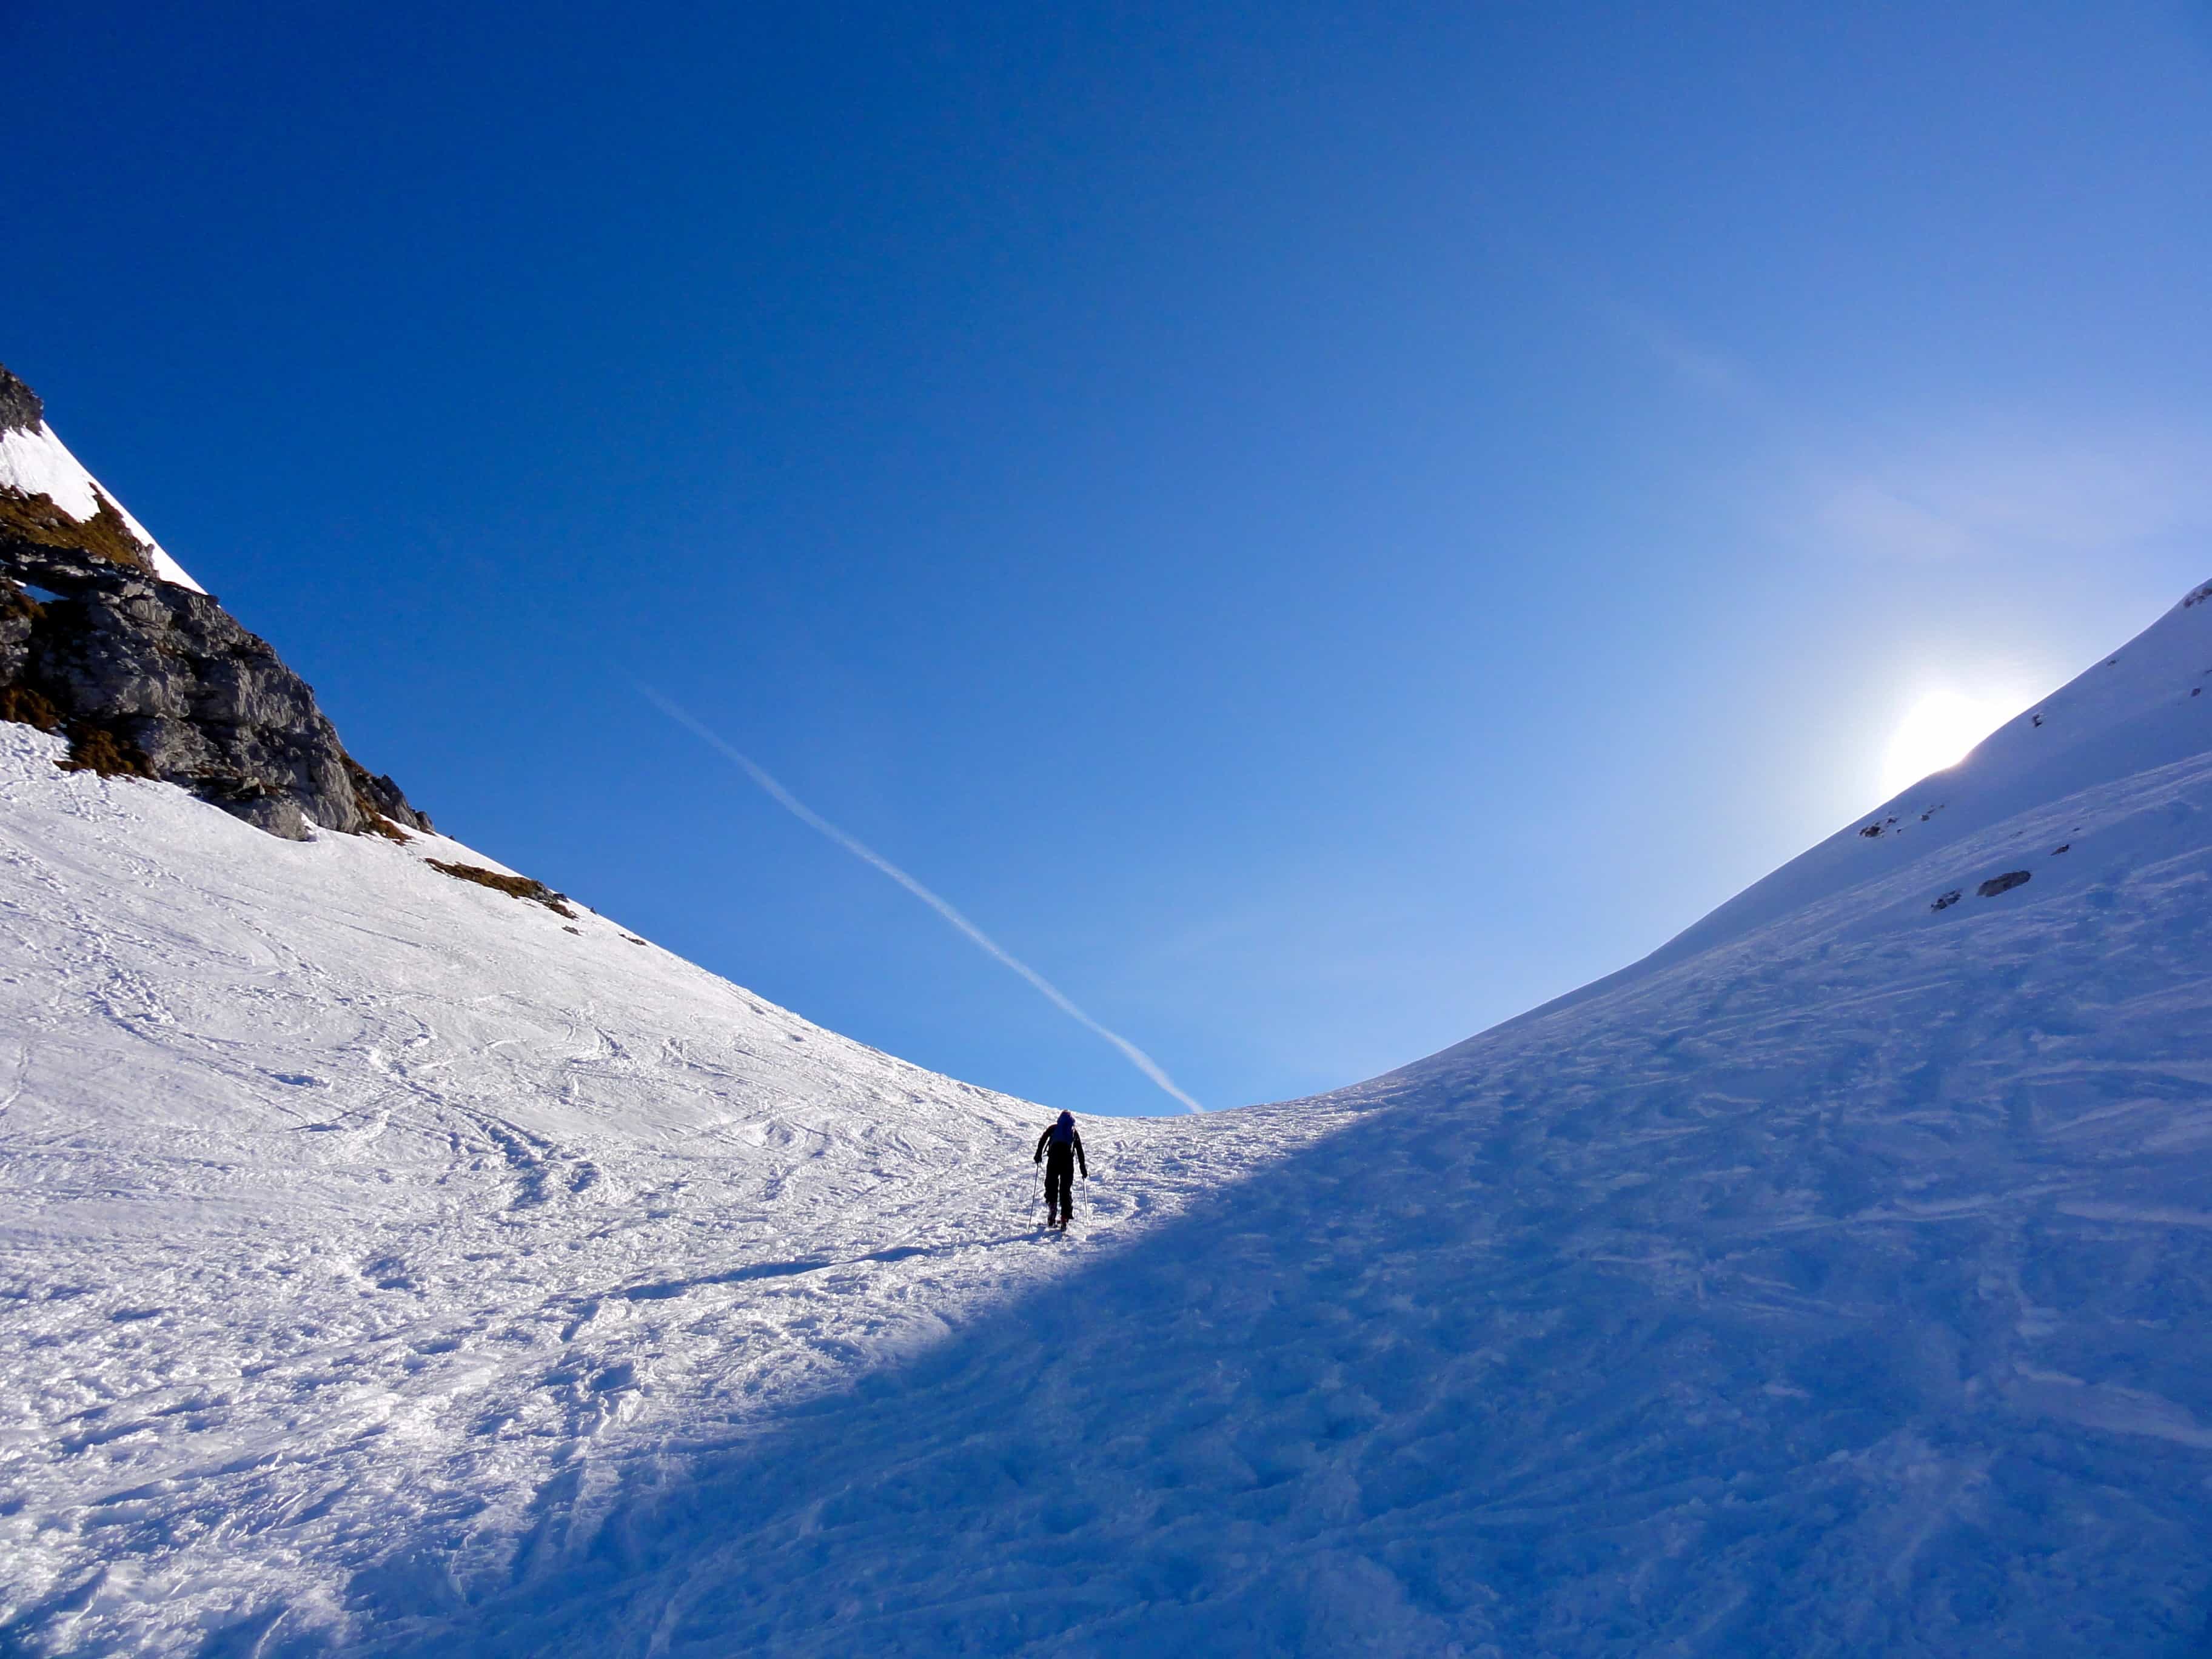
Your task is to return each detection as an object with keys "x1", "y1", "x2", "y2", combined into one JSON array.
[
  {"x1": 640, "y1": 686, "x2": 1206, "y2": 1114},
  {"x1": 1809, "y1": 422, "x2": 2212, "y2": 563},
  {"x1": 1598, "y1": 289, "x2": 2212, "y2": 568},
  {"x1": 1598, "y1": 297, "x2": 1754, "y2": 403}
]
